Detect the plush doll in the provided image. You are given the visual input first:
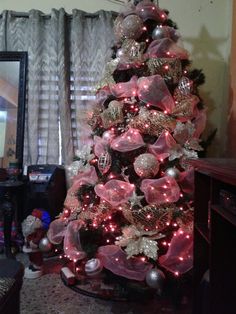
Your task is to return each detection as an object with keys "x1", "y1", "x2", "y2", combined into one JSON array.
[{"x1": 22, "y1": 208, "x2": 51, "y2": 279}]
